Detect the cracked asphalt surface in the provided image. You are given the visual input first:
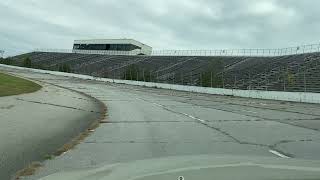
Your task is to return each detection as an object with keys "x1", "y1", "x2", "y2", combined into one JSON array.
[
  {"x1": 0, "y1": 71, "x2": 102, "y2": 180},
  {"x1": 2, "y1": 68, "x2": 320, "y2": 179}
]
